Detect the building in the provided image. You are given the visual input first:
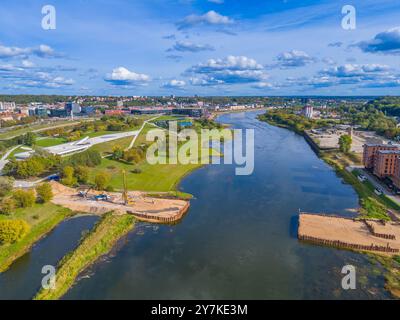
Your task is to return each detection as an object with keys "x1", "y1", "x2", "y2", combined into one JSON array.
[
  {"x1": 363, "y1": 144, "x2": 399, "y2": 169},
  {"x1": 131, "y1": 107, "x2": 172, "y2": 115},
  {"x1": 0, "y1": 102, "x2": 16, "y2": 112},
  {"x1": 302, "y1": 105, "x2": 314, "y2": 119},
  {"x1": 172, "y1": 108, "x2": 205, "y2": 118},
  {"x1": 65, "y1": 102, "x2": 81, "y2": 114},
  {"x1": 373, "y1": 150, "x2": 400, "y2": 178},
  {"x1": 49, "y1": 109, "x2": 68, "y2": 118},
  {"x1": 81, "y1": 106, "x2": 96, "y2": 115},
  {"x1": 105, "y1": 109, "x2": 125, "y2": 116}
]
